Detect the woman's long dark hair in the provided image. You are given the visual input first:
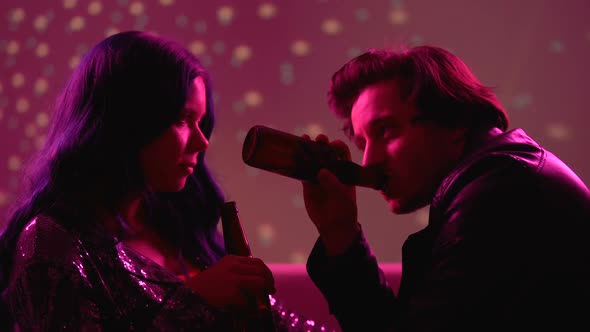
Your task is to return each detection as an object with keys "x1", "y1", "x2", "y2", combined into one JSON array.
[{"x1": 0, "y1": 31, "x2": 225, "y2": 328}]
